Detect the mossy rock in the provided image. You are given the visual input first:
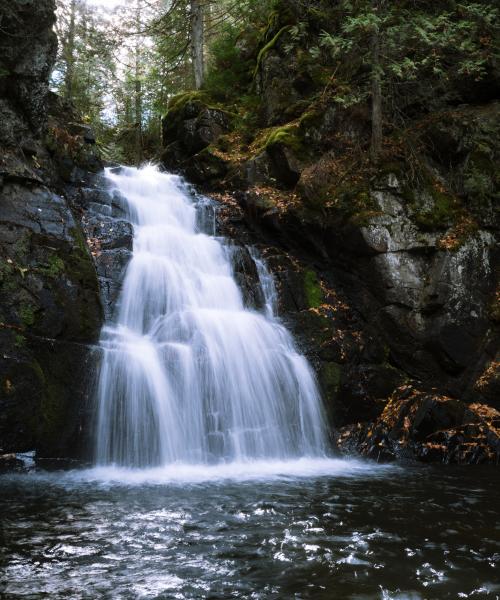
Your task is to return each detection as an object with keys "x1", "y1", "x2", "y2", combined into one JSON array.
[
  {"x1": 264, "y1": 124, "x2": 302, "y2": 153},
  {"x1": 411, "y1": 187, "x2": 460, "y2": 231},
  {"x1": 37, "y1": 255, "x2": 65, "y2": 278},
  {"x1": 185, "y1": 146, "x2": 228, "y2": 184},
  {"x1": 320, "y1": 361, "x2": 342, "y2": 392},
  {"x1": 303, "y1": 269, "x2": 322, "y2": 308},
  {"x1": 254, "y1": 25, "x2": 291, "y2": 78},
  {"x1": 162, "y1": 91, "x2": 210, "y2": 144},
  {"x1": 166, "y1": 91, "x2": 209, "y2": 116}
]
